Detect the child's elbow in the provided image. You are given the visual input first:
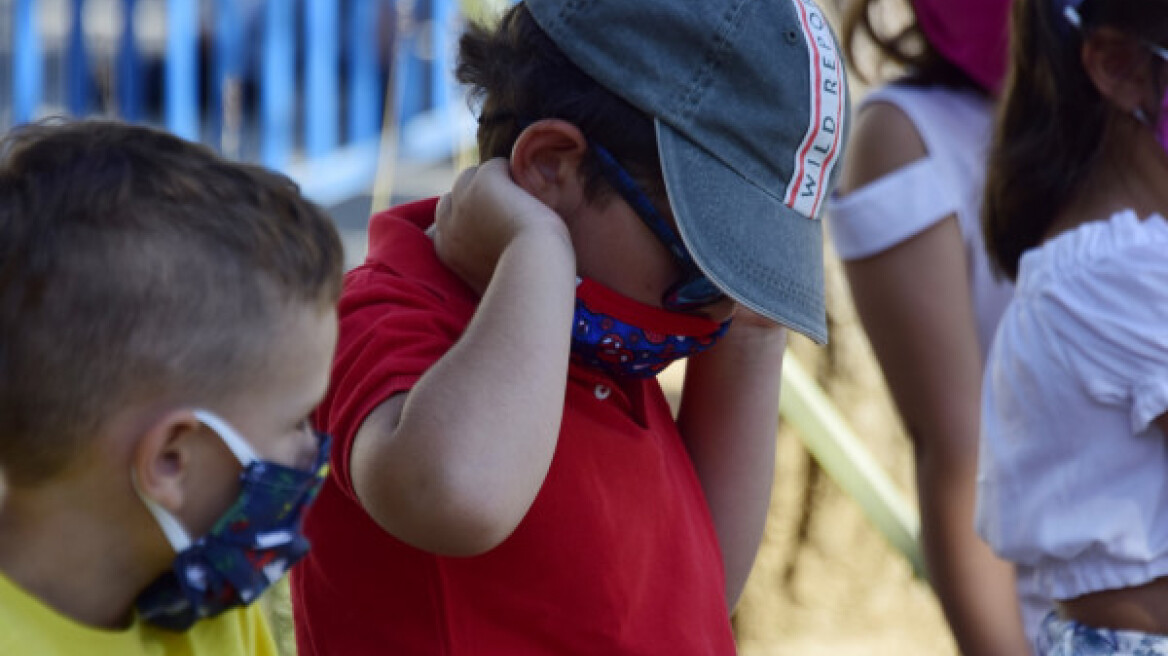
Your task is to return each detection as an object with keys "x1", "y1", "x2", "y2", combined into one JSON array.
[
  {"x1": 356, "y1": 467, "x2": 525, "y2": 557},
  {"x1": 407, "y1": 489, "x2": 523, "y2": 556}
]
